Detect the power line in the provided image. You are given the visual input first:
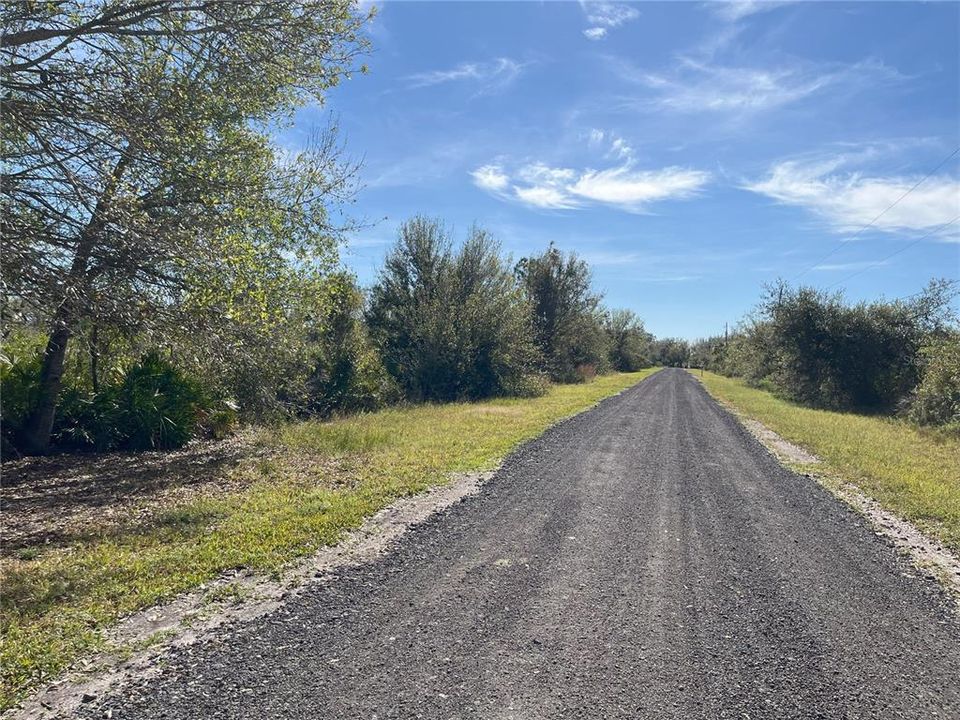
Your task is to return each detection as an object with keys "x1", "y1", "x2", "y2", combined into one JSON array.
[
  {"x1": 792, "y1": 146, "x2": 960, "y2": 282},
  {"x1": 824, "y1": 215, "x2": 960, "y2": 291}
]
